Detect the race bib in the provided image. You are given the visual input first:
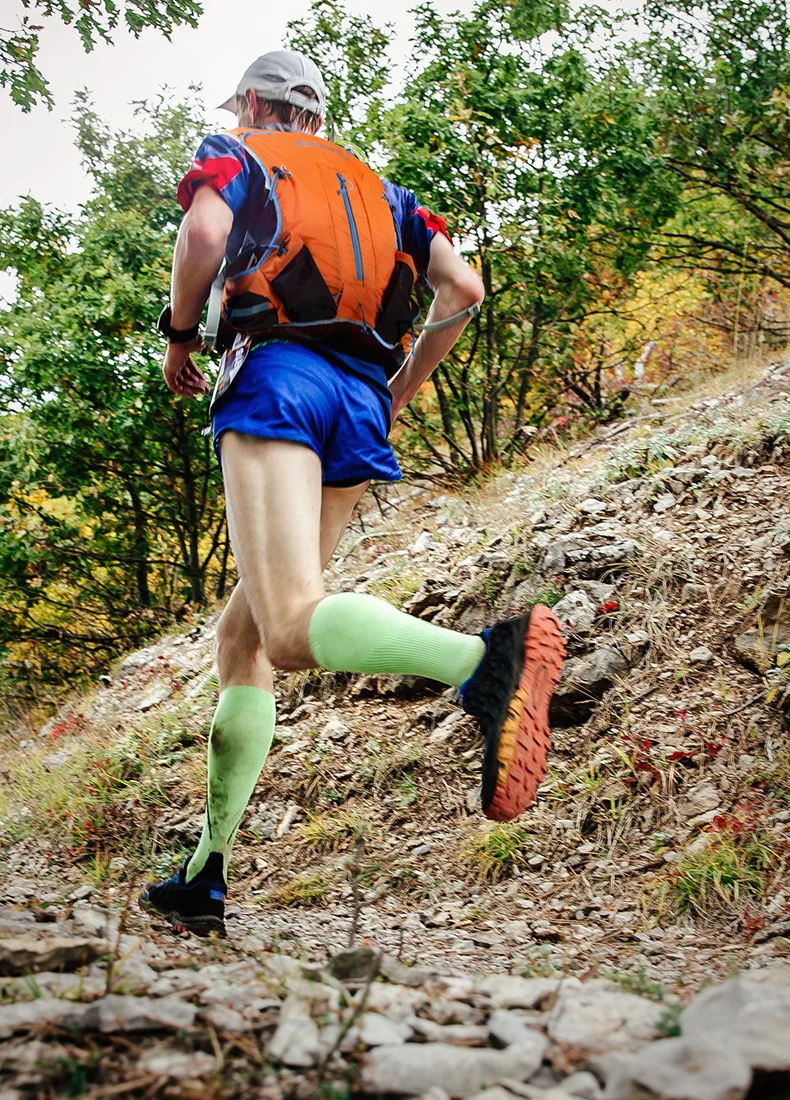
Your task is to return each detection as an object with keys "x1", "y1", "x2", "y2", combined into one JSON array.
[{"x1": 209, "y1": 333, "x2": 253, "y2": 416}]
